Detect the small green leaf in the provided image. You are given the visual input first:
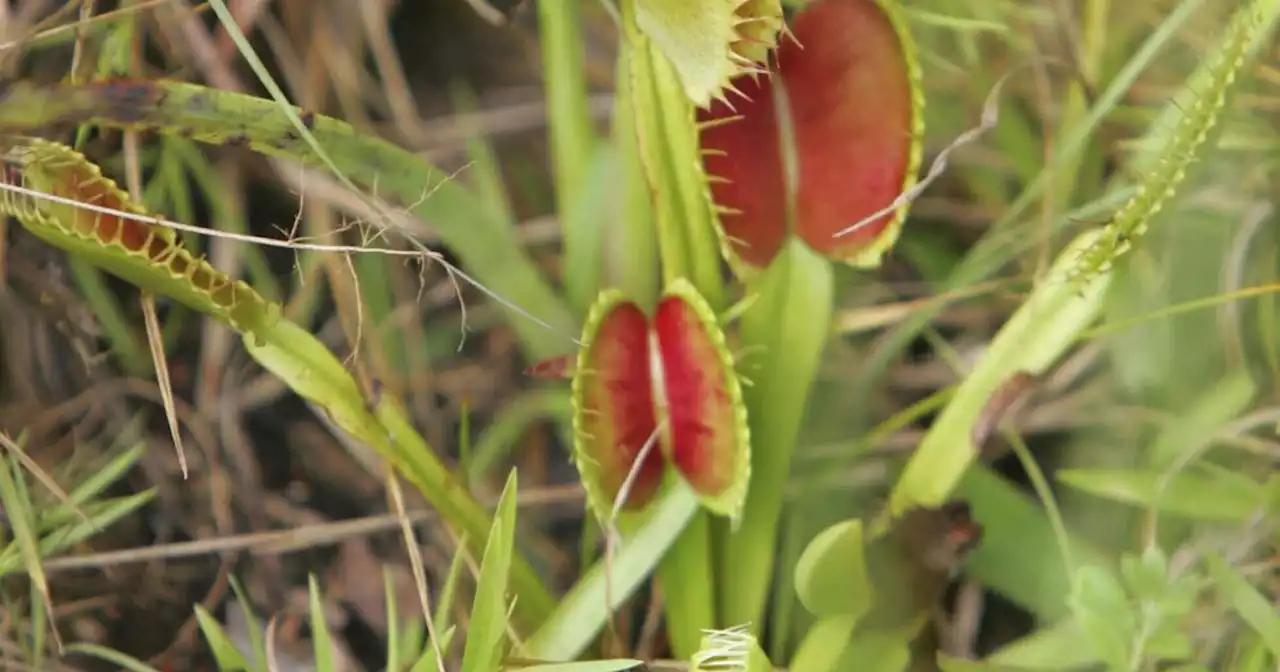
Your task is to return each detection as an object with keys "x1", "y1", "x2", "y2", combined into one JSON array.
[
  {"x1": 308, "y1": 575, "x2": 337, "y2": 672},
  {"x1": 1119, "y1": 545, "x2": 1169, "y2": 601},
  {"x1": 1068, "y1": 565, "x2": 1133, "y2": 668},
  {"x1": 193, "y1": 605, "x2": 252, "y2": 671},
  {"x1": 461, "y1": 470, "x2": 520, "y2": 672},
  {"x1": 411, "y1": 625, "x2": 456, "y2": 672},
  {"x1": 1057, "y1": 467, "x2": 1265, "y2": 521},
  {"x1": 988, "y1": 618, "x2": 1102, "y2": 670},
  {"x1": 793, "y1": 519, "x2": 872, "y2": 618},
  {"x1": 835, "y1": 625, "x2": 914, "y2": 672},
  {"x1": 1205, "y1": 552, "x2": 1280, "y2": 658},
  {"x1": 63, "y1": 644, "x2": 163, "y2": 672},
  {"x1": 788, "y1": 614, "x2": 857, "y2": 672}
]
